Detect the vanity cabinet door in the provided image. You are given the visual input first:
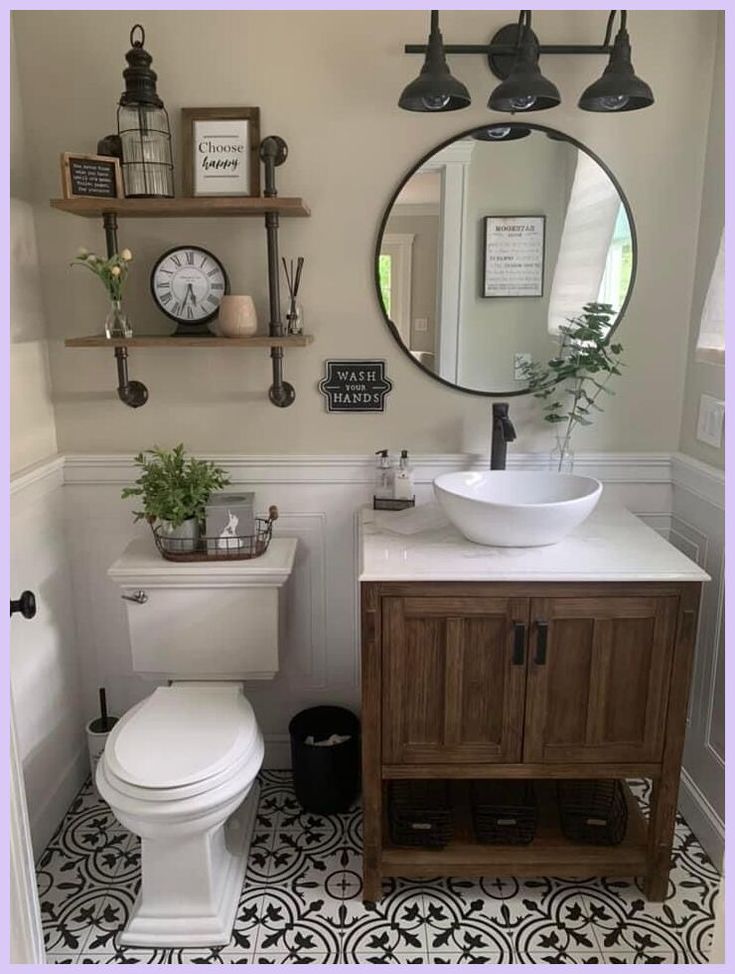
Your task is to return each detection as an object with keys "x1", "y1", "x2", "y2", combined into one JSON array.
[
  {"x1": 523, "y1": 596, "x2": 678, "y2": 764},
  {"x1": 381, "y1": 596, "x2": 529, "y2": 764}
]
